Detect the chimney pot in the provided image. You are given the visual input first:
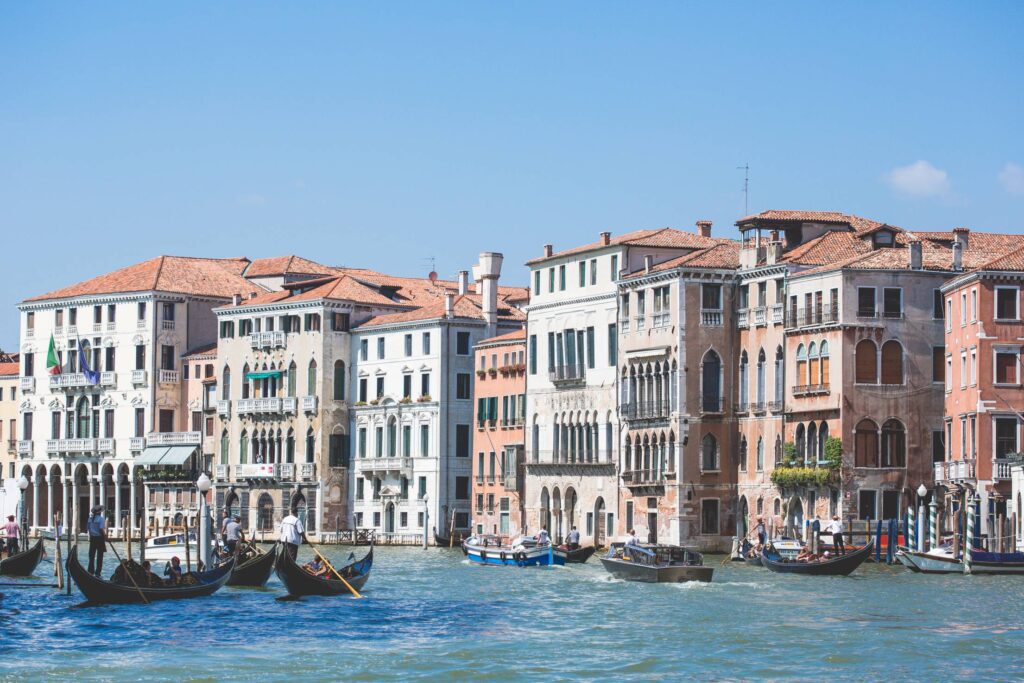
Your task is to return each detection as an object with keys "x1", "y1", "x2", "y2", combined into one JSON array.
[
  {"x1": 696, "y1": 220, "x2": 713, "y2": 238},
  {"x1": 910, "y1": 241, "x2": 923, "y2": 270},
  {"x1": 600, "y1": 232, "x2": 611, "y2": 246},
  {"x1": 478, "y1": 252, "x2": 503, "y2": 336},
  {"x1": 644, "y1": 255, "x2": 653, "y2": 273},
  {"x1": 953, "y1": 226, "x2": 970, "y2": 249},
  {"x1": 232, "y1": 293, "x2": 241, "y2": 306},
  {"x1": 444, "y1": 293, "x2": 454, "y2": 318},
  {"x1": 543, "y1": 244, "x2": 553, "y2": 258},
  {"x1": 952, "y1": 241, "x2": 963, "y2": 271},
  {"x1": 457, "y1": 270, "x2": 469, "y2": 295}
]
